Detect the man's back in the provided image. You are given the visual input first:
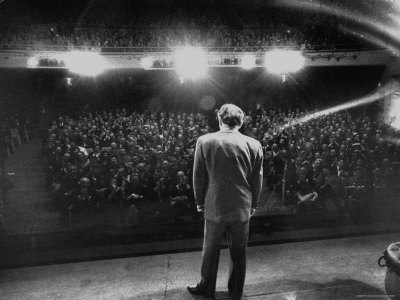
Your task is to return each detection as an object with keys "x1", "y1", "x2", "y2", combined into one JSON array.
[
  {"x1": 189, "y1": 104, "x2": 263, "y2": 300},
  {"x1": 193, "y1": 130, "x2": 263, "y2": 222}
]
